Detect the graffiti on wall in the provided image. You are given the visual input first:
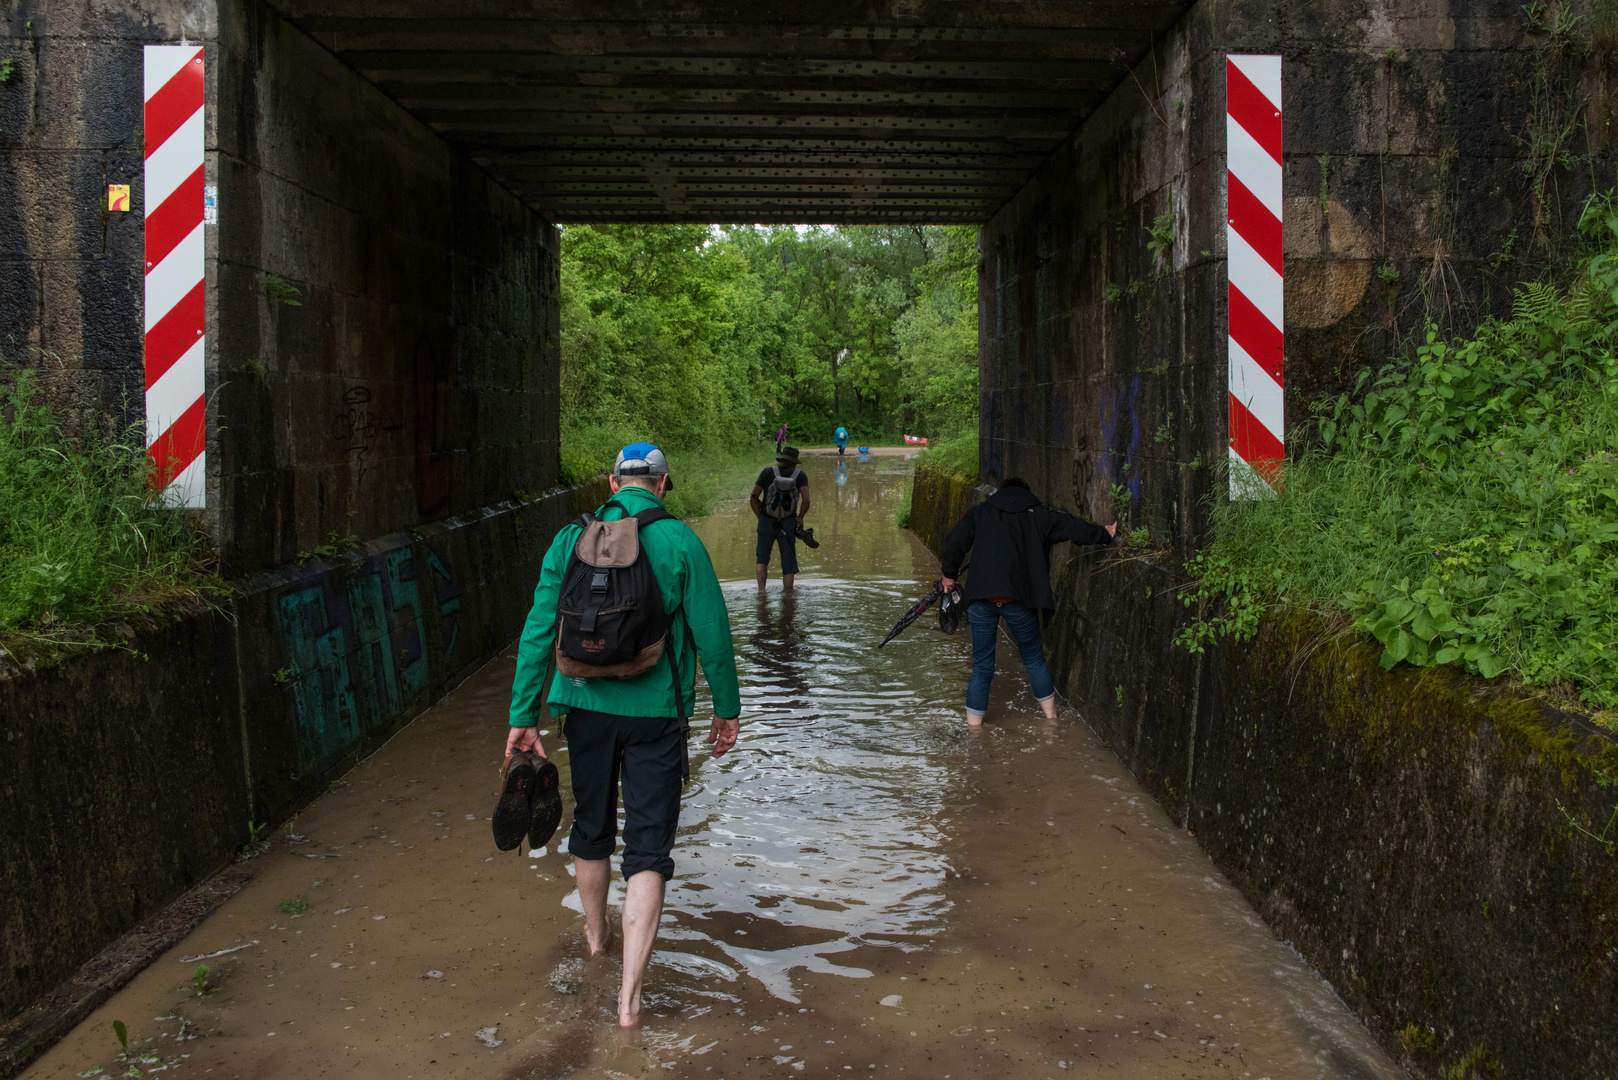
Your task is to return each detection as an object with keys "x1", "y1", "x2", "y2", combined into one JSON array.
[
  {"x1": 1080, "y1": 378, "x2": 1145, "y2": 518},
  {"x1": 274, "y1": 544, "x2": 461, "y2": 774}
]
